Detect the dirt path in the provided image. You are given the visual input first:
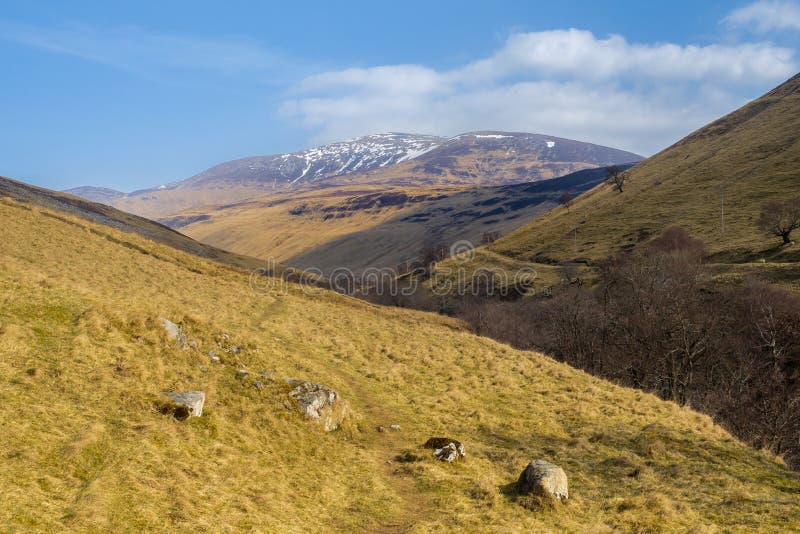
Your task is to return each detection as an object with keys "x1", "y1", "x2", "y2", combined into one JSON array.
[{"x1": 344, "y1": 381, "x2": 432, "y2": 533}]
